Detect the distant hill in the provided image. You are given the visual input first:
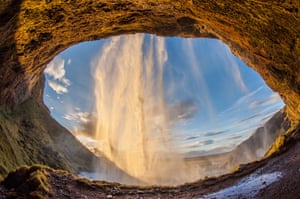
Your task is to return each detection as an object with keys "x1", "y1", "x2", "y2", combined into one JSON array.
[
  {"x1": 226, "y1": 109, "x2": 290, "y2": 167},
  {"x1": 184, "y1": 109, "x2": 290, "y2": 178}
]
